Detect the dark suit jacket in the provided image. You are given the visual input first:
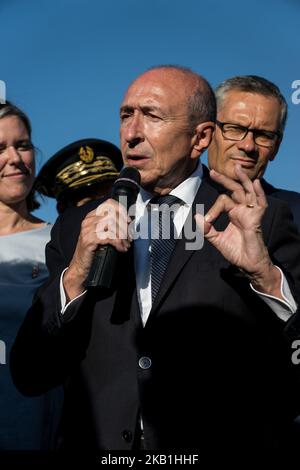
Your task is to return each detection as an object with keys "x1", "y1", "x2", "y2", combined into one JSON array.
[
  {"x1": 261, "y1": 178, "x2": 300, "y2": 231},
  {"x1": 10, "y1": 174, "x2": 300, "y2": 461}
]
